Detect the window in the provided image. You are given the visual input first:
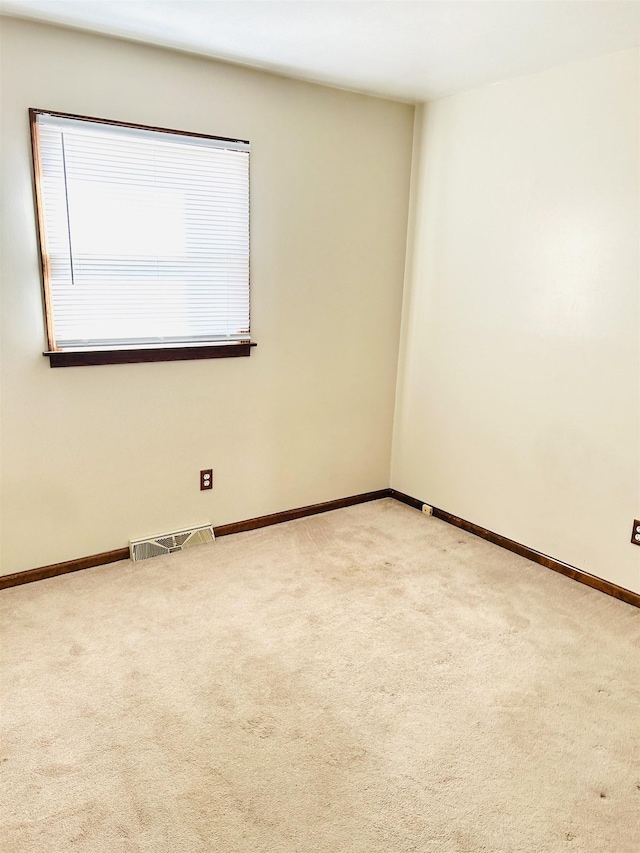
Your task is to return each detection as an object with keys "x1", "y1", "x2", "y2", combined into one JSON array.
[{"x1": 30, "y1": 110, "x2": 253, "y2": 366}]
